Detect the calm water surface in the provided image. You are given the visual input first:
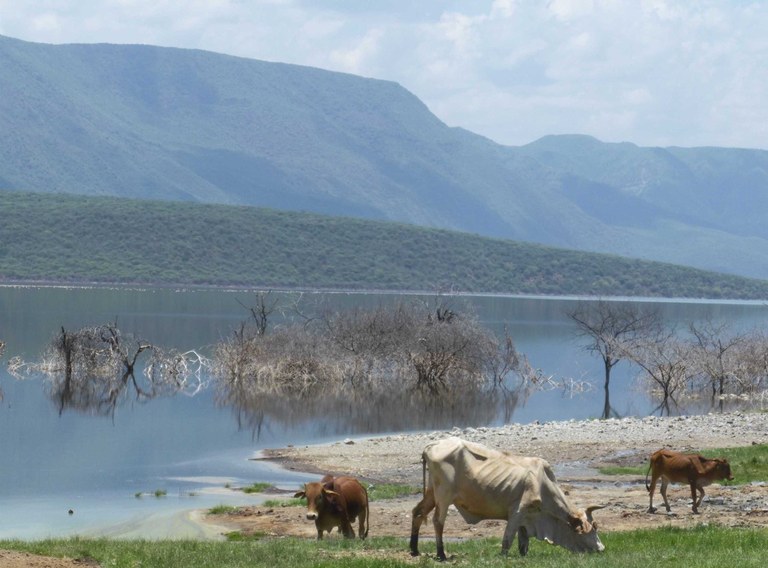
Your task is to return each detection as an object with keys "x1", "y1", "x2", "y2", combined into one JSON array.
[{"x1": 1, "y1": 286, "x2": 765, "y2": 538}]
